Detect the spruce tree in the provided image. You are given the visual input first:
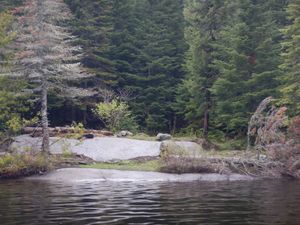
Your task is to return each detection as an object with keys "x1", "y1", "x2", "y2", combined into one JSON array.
[
  {"x1": 8, "y1": 0, "x2": 95, "y2": 152},
  {"x1": 177, "y1": 0, "x2": 229, "y2": 138},
  {"x1": 280, "y1": 0, "x2": 300, "y2": 115},
  {"x1": 111, "y1": 0, "x2": 186, "y2": 133},
  {"x1": 65, "y1": 0, "x2": 116, "y2": 87},
  {"x1": 212, "y1": 0, "x2": 287, "y2": 135}
]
